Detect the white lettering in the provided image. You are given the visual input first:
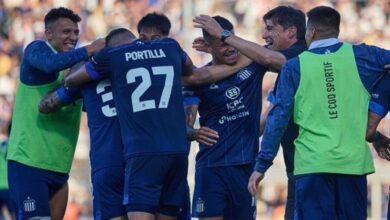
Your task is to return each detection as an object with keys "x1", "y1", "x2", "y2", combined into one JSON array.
[{"x1": 125, "y1": 49, "x2": 166, "y2": 61}]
